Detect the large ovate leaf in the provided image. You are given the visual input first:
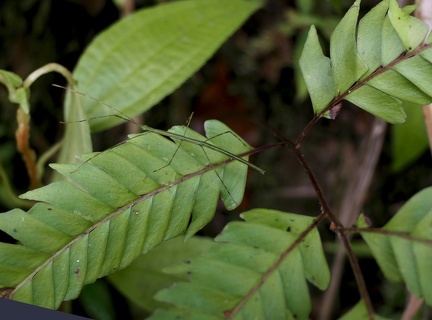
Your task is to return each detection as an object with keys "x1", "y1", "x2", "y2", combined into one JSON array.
[
  {"x1": 151, "y1": 209, "x2": 330, "y2": 320},
  {"x1": 299, "y1": 0, "x2": 432, "y2": 123},
  {"x1": 0, "y1": 120, "x2": 256, "y2": 309},
  {"x1": 357, "y1": 187, "x2": 432, "y2": 306},
  {"x1": 72, "y1": 0, "x2": 262, "y2": 132}
]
